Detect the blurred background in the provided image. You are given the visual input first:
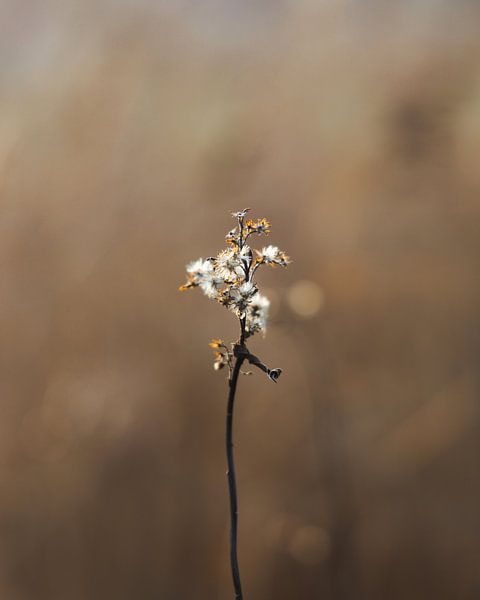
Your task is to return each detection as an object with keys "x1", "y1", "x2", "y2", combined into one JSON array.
[{"x1": 1, "y1": 1, "x2": 480, "y2": 598}]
